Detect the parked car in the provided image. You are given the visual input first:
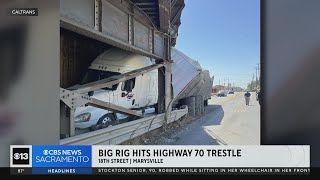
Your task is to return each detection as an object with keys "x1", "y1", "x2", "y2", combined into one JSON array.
[
  {"x1": 217, "y1": 90, "x2": 227, "y2": 97},
  {"x1": 228, "y1": 91, "x2": 234, "y2": 94},
  {"x1": 256, "y1": 91, "x2": 260, "y2": 101}
]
